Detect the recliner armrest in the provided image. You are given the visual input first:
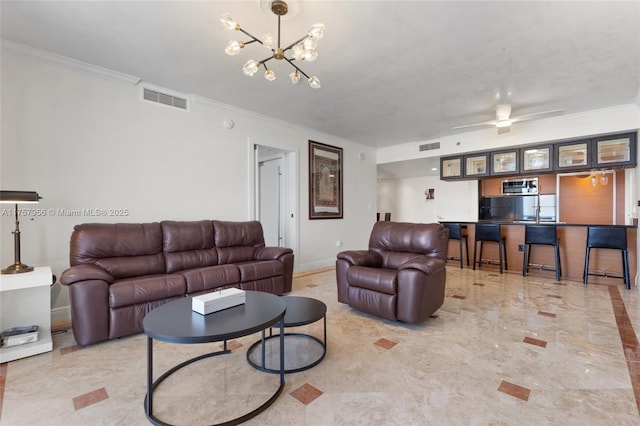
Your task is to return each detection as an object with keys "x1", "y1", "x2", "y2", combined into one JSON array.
[
  {"x1": 337, "y1": 250, "x2": 383, "y2": 267},
  {"x1": 60, "y1": 264, "x2": 115, "y2": 286},
  {"x1": 255, "y1": 246, "x2": 294, "y2": 261},
  {"x1": 398, "y1": 255, "x2": 446, "y2": 275}
]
